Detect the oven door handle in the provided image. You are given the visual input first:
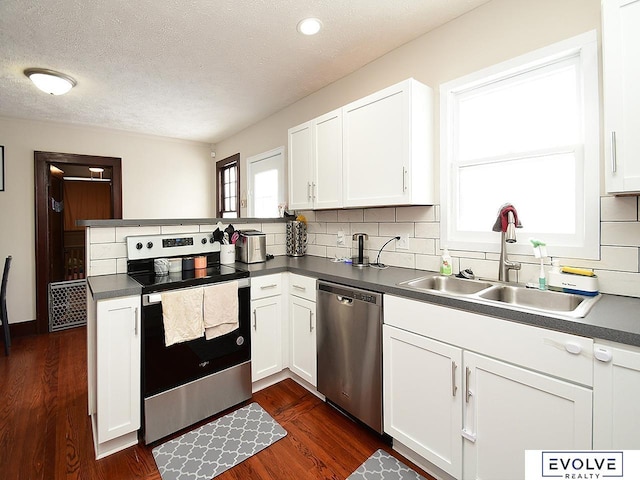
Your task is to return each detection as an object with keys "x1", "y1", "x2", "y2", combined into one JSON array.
[{"x1": 142, "y1": 278, "x2": 250, "y2": 306}]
